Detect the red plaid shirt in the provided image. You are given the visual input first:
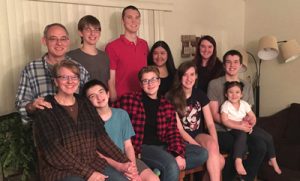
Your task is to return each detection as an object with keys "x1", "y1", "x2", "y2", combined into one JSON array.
[{"x1": 114, "y1": 91, "x2": 185, "y2": 157}]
